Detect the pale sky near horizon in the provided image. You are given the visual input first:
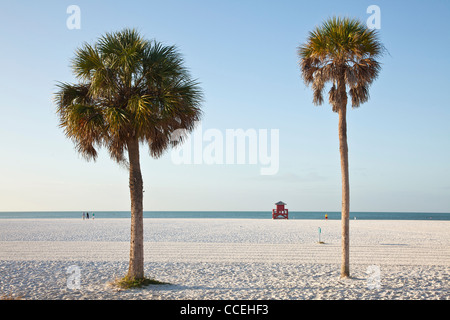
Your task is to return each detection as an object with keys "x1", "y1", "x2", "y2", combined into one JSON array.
[{"x1": 0, "y1": 0, "x2": 449, "y2": 213}]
